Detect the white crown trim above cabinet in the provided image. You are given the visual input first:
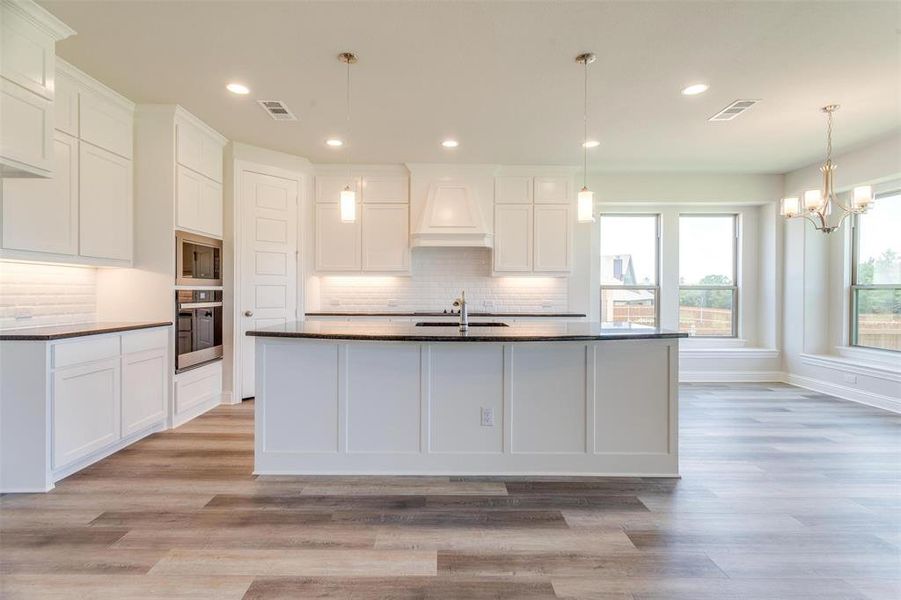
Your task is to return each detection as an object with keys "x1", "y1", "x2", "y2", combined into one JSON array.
[
  {"x1": 1, "y1": 59, "x2": 135, "y2": 266},
  {"x1": 0, "y1": 0, "x2": 75, "y2": 177},
  {"x1": 315, "y1": 173, "x2": 410, "y2": 273},
  {"x1": 493, "y1": 174, "x2": 573, "y2": 274}
]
